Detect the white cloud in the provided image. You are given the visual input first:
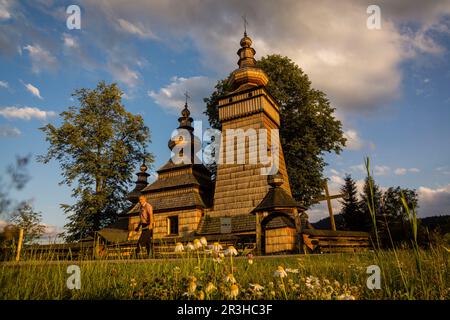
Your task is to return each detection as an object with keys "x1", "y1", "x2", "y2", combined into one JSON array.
[
  {"x1": 0, "y1": 125, "x2": 21, "y2": 137},
  {"x1": 109, "y1": 63, "x2": 141, "y2": 88},
  {"x1": 394, "y1": 168, "x2": 407, "y2": 176},
  {"x1": 374, "y1": 165, "x2": 391, "y2": 176},
  {"x1": 351, "y1": 163, "x2": 390, "y2": 176},
  {"x1": 23, "y1": 44, "x2": 57, "y2": 73},
  {"x1": 117, "y1": 18, "x2": 158, "y2": 39},
  {"x1": 0, "y1": 0, "x2": 11, "y2": 20},
  {"x1": 23, "y1": 82, "x2": 43, "y2": 99},
  {"x1": 436, "y1": 166, "x2": 450, "y2": 175},
  {"x1": 0, "y1": 80, "x2": 8, "y2": 89},
  {"x1": 0, "y1": 106, "x2": 56, "y2": 120},
  {"x1": 343, "y1": 129, "x2": 365, "y2": 150},
  {"x1": 394, "y1": 167, "x2": 420, "y2": 175},
  {"x1": 329, "y1": 168, "x2": 341, "y2": 176},
  {"x1": 418, "y1": 184, "x2": 450, "y2": 217},
  {"x1": 330, "y1": 175, "x2": 345, "y2": 186},
  {"x1": 62, "y1": 33, "x2": 78, "y2": 49},
  {"x1": 148, "y1": 76, "x2": 215, "y2": 115},
  {"x1": 85, "y1": 0, "x2": 450, "y2": 114},
  {"x1": 350, "y1": 164, "x2": 366, "y2": 174}
]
